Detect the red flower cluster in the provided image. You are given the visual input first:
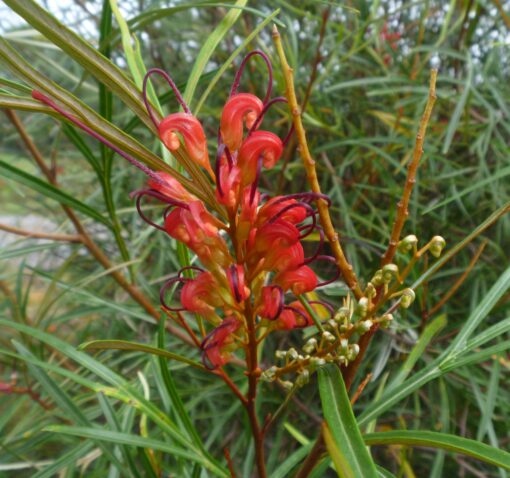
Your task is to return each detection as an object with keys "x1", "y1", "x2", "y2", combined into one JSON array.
[{"x1": 32, "y1": 51, "x2": 338, "y2": 370}]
